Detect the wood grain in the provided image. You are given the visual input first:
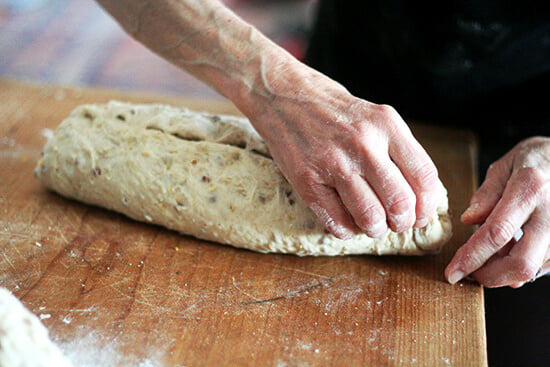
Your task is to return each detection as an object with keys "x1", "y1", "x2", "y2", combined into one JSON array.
[{"x1": 0, "y1": 79, "x2": 486, "y2": 366}]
